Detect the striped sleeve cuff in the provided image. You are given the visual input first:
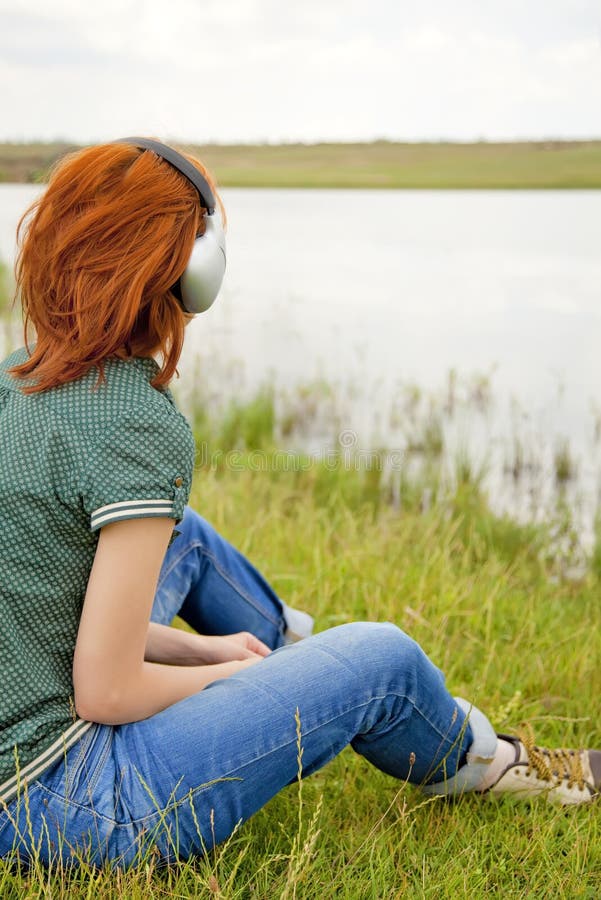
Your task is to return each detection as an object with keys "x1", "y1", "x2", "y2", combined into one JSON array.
[{"x1": 90, "y1": 499, "x2": 176, "y2": 531}]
